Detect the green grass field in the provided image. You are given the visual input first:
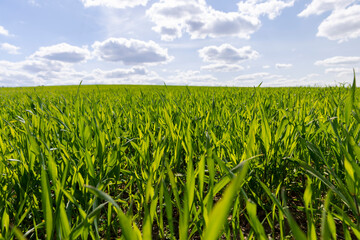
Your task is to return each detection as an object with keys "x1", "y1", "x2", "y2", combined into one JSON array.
[{"x1": 0, "y1": 79, "x2": 360, "y2": 239}]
